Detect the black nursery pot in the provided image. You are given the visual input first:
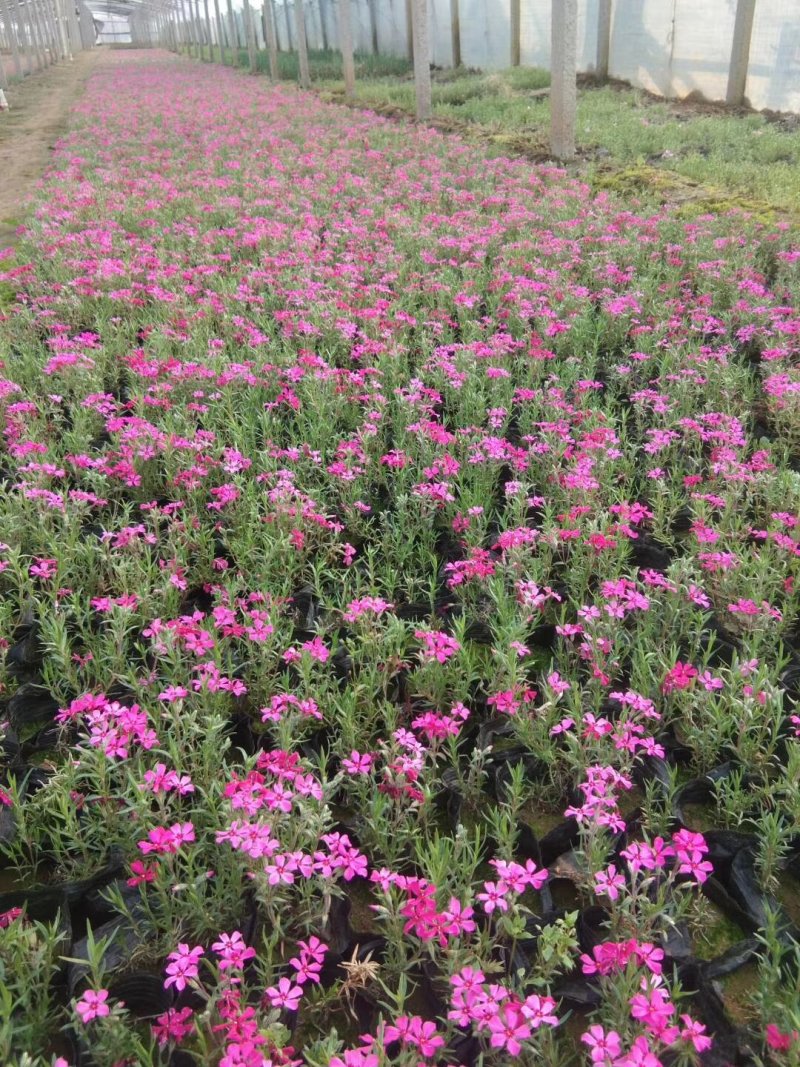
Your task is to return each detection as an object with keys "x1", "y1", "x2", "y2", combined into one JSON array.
[
  {"x1": 576, "y1": 905, "x2": 611, "y2": 953},
  {"x1": 6, "y1": 682, "x2": 60, "y2": 733}
]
